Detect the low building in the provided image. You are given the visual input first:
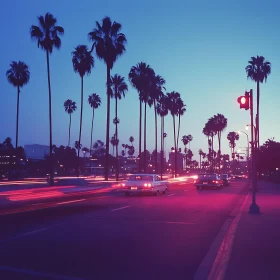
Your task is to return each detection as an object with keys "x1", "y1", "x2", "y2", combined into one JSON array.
[{"x1": 24, "y1": 144, "x2": 49, "y2": 160}]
